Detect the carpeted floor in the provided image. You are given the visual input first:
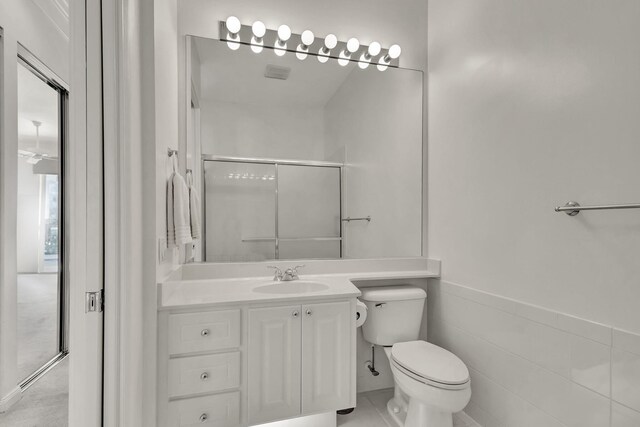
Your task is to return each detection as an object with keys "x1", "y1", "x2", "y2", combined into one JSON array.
[
  {"x1": 0, "y1": 274, "x2": 68, "y2": 426},
  {"x1": 0, "y1": 357, "x2": 68, "y2": 427},
  {"x1": 17, "y1": 274, "x2": 60, "y2": 381}
]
